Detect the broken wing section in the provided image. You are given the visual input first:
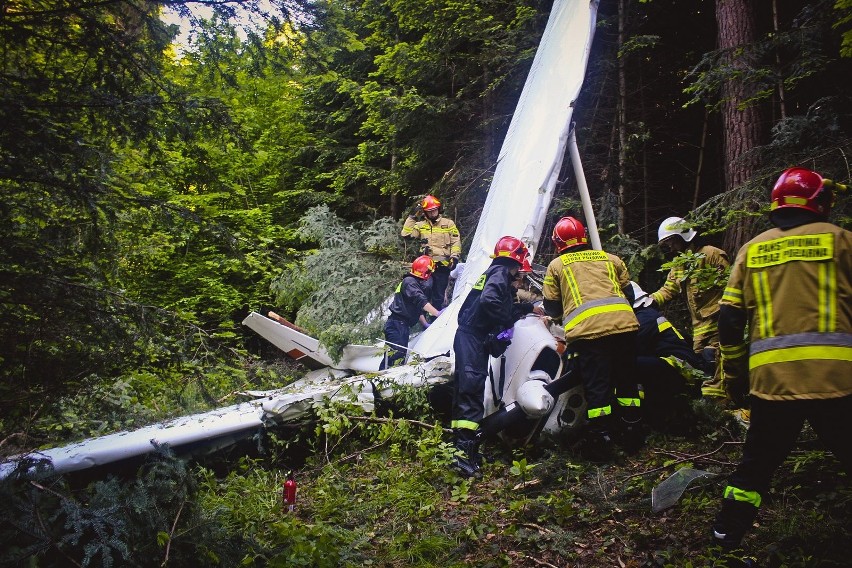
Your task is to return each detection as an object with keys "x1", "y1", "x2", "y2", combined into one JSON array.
[
  {"x1": 242, "y1": 311, "x2": 383, "y2": 373},
  {"x1": 1, "y1": 358, "x2": 454, "y2": 479}
]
